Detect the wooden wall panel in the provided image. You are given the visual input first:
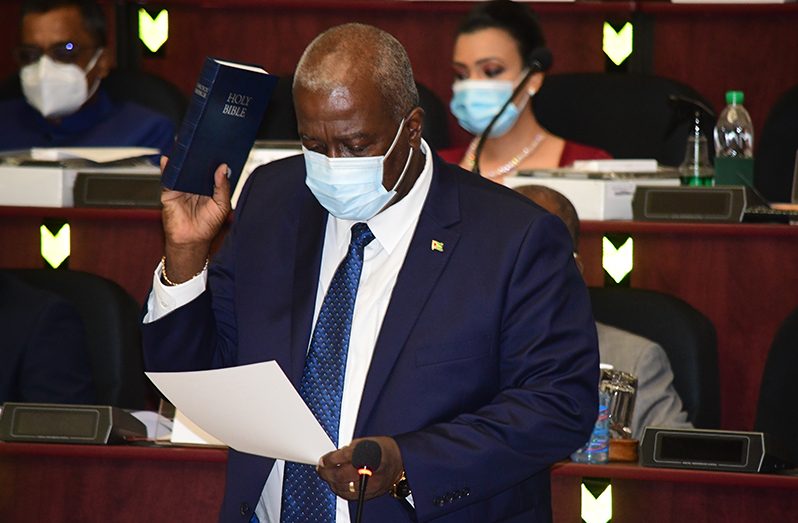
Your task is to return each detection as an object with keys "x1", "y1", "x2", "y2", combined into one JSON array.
[
  {"x1": 0, "y1": 4, "x2": 21, "y2": 81},
  {"x1": 2, "y1": 2, "x2": 797, "y2": 148},
  {"x1": 644, "y1": 5, "x2": 798, "y2": 150},
  {"x1": 134, "y1": 4, "x2": 613, "y2": 147}
]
